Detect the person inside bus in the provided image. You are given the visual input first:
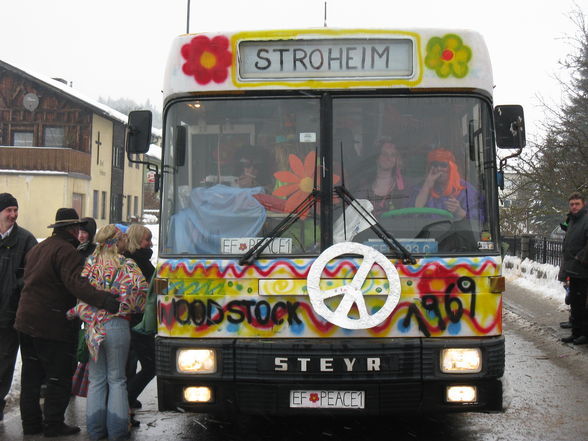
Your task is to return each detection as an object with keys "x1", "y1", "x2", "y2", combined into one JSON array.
[
  {"x1": 352, "y1": 137, "x2": 408, "y2": 217},
  {"x1": 409, "y1": 148, "x2": 484, "y2": 224},
  {"x1": 234, "y1": 145, "x2": 273, "y2": 190}
]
